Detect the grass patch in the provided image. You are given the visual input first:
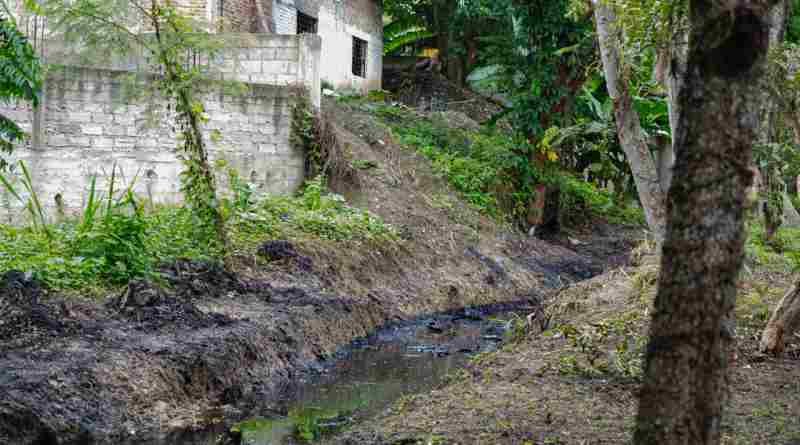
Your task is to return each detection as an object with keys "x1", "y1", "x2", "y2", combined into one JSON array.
[
  {"x1": 745, "y1": 221, "x2": 800, "y2": 271},
  {"x1": 371, "y1": 102, "x2": 644, "y2": 226}
]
